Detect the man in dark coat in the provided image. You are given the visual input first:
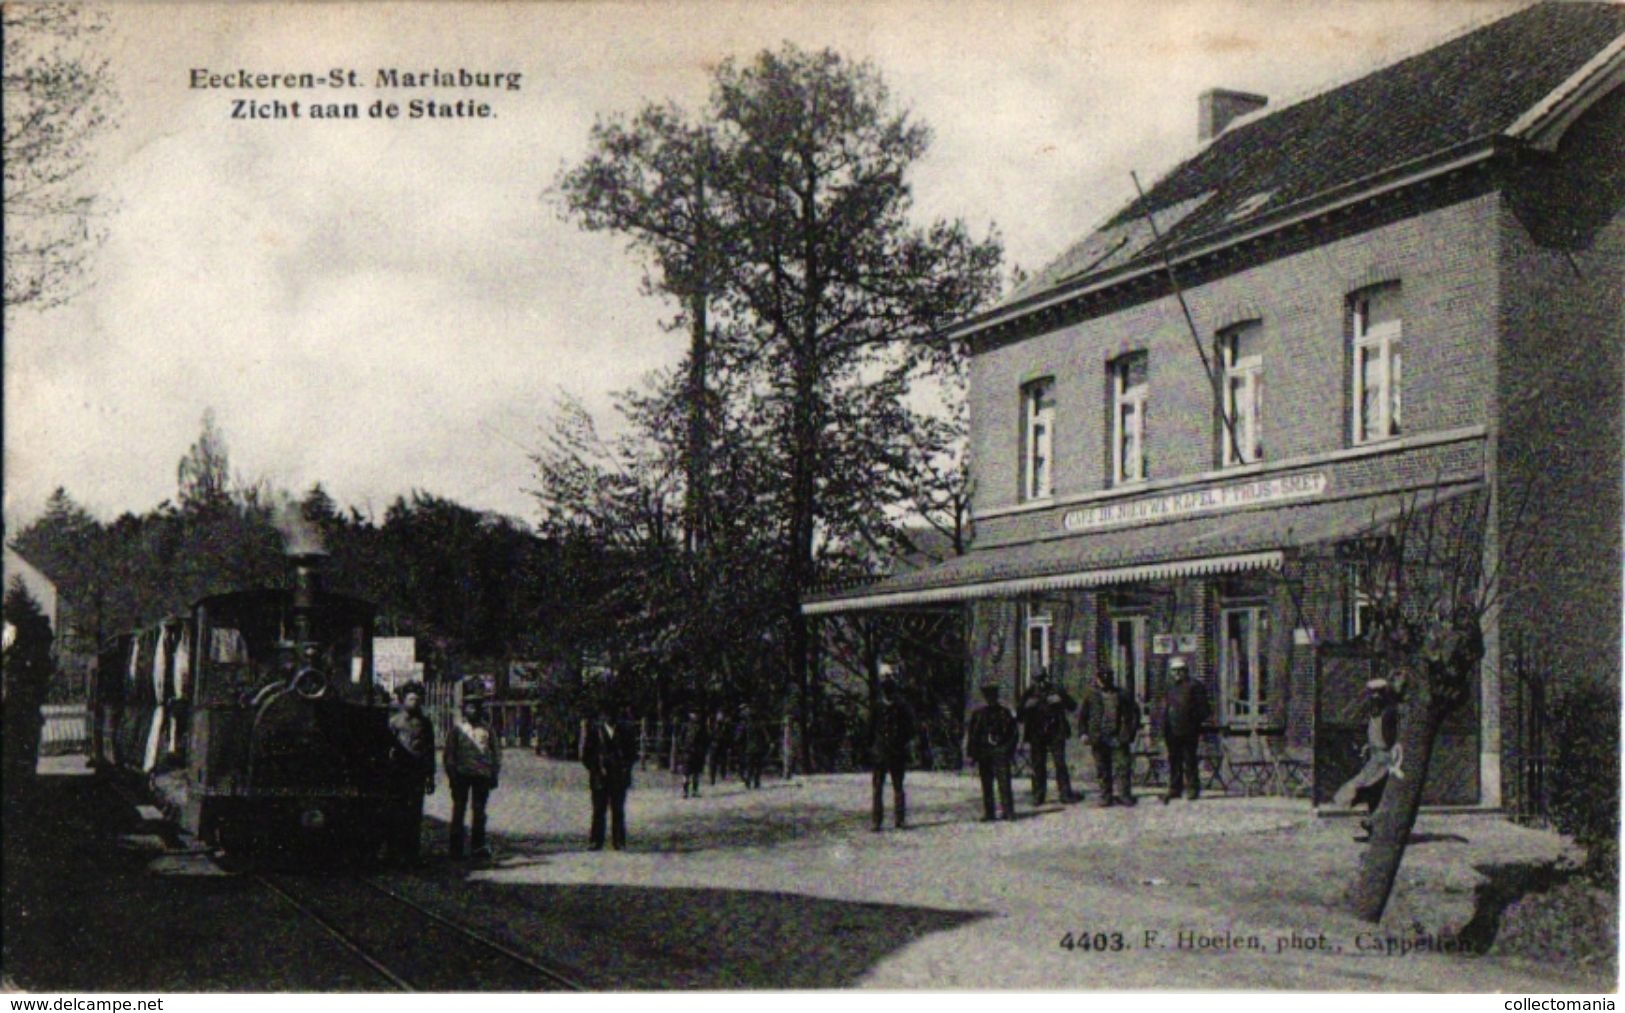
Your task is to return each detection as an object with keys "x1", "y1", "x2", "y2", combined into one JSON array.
[
  {"x1": 679, "y1": 706, "x2": 710, "y2": 799},
  {"x1": 965, "y1": 683, "x2": 1018, "y2": 822},
  {"x1": 387, "y1": 681, "x2": 435, "y2": 861},
  {"x1": 582, "y1": 701, "x2": 638, "y2": 850},
  {"x1": 1019, "y1": 669, "x2": 1081, "y2": 805},
  {"x1": 708, "y1": 705, "x2": 733, "y2": 785},
  {"x1": 737, "y1": 704, "x2": 770, "y2": 790},
  {"x1": 869, "y1": 678, "x2": 917, "y2": 831},
  {"x1": 1160, "y1": 657, "x2": 1210, "y2": 802},
  {"x1": 1078, "y1": 667, "x2": 1141, "y2": 807}
]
